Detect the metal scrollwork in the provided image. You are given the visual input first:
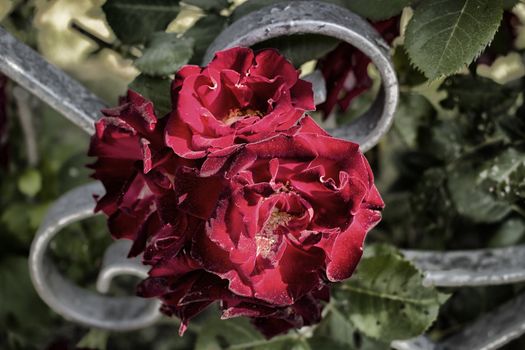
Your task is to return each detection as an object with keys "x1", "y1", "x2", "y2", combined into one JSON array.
[{"x1": 28, "y1": 183, "x2": 161, "y2": 330}]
